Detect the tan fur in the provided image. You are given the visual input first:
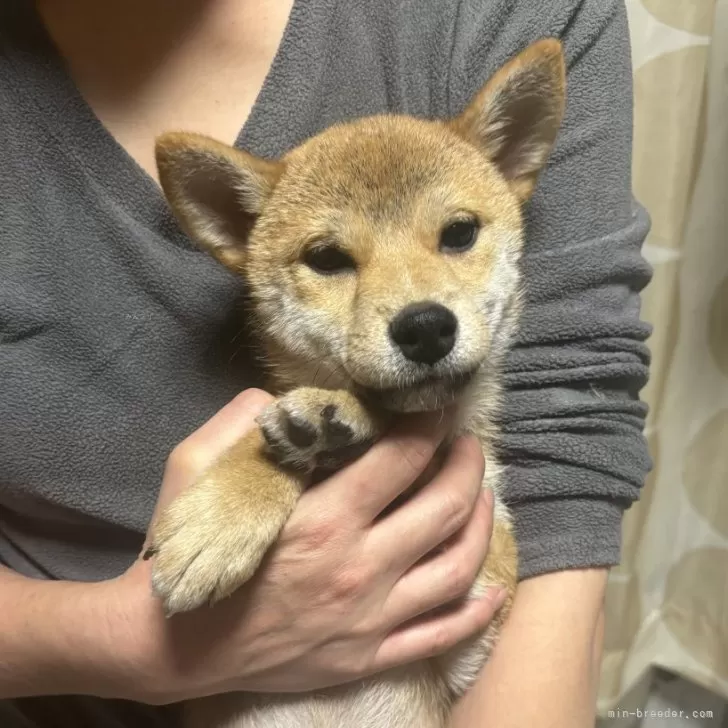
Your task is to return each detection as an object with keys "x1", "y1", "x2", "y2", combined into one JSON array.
[
  {"x1": 147, "y1": 39, "x2": 566, "y2": 728},
  {"x1": 149, "y1": 429, "x2": 305, "y2": 614}
]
